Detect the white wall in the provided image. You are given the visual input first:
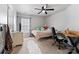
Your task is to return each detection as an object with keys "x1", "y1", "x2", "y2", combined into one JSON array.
[
  {"x1": 31, "y1": 16, "x2": 45, "y2": 30},
  {"x1": 46, "y1": 10, "x2": 68, "y2": 31},
  {"x1": 46, "y1": 4, "x2": 79, "y2": 31},
  {"x1": 66, "y1": 4, "x2": 79, "y2": 31},
  {"x1": 8, "y1": 5, "x2": 17, "y2": 32},
  {"x1": 0, "y1": 5, "x2": 7, "y2": 24}
]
